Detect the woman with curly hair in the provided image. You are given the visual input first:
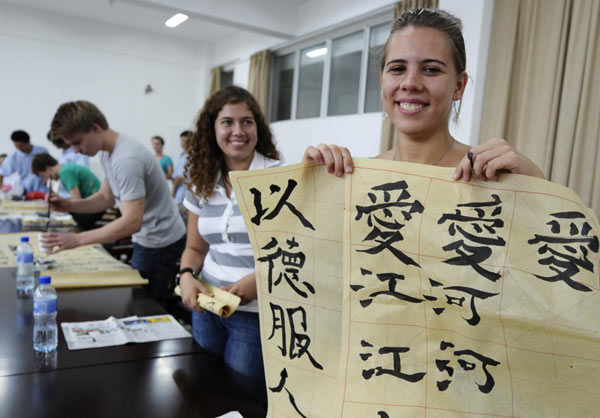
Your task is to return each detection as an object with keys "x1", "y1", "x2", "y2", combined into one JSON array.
[{"x1": 178, "y1": 86, "x2": 280, "y2": 407}]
